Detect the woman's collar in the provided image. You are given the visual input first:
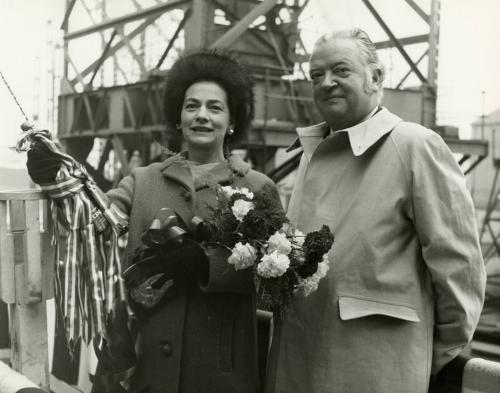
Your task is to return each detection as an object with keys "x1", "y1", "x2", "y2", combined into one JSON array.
[{"x1": 160, "y1": 152, "x2": 251, "y2": 190}]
